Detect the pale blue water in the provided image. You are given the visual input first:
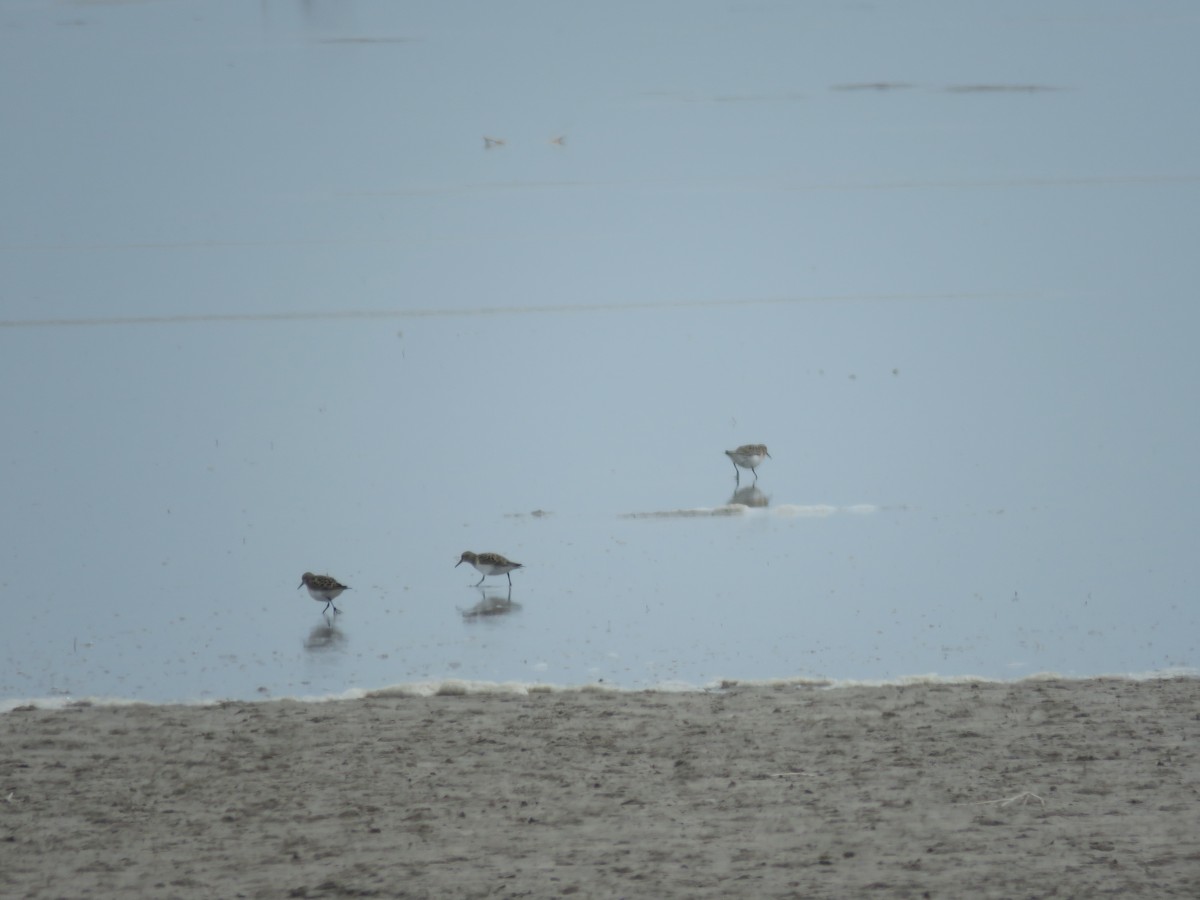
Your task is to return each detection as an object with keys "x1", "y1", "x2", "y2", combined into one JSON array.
[{"x1": 2, "y1": 1, "x2": 1198, "y2": 707}]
